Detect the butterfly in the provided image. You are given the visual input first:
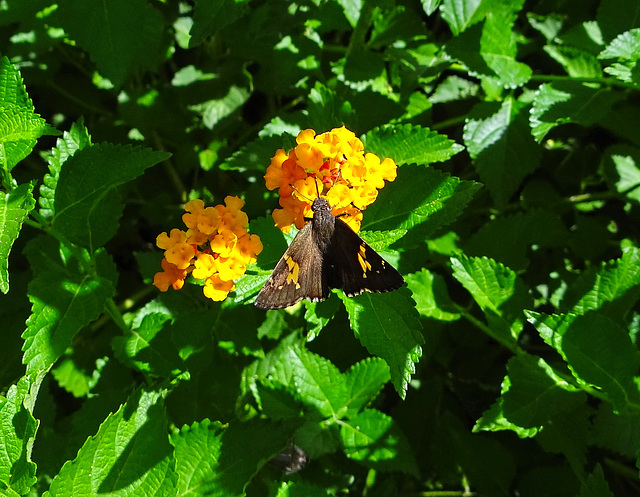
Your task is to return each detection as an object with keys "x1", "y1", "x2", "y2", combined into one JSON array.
[
  {"x1": 255, "y1": 196, "x2": 404, "y2": 309},
  {"x1": 269, "y1": 442, "x2": 308, "y2": 474}
]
